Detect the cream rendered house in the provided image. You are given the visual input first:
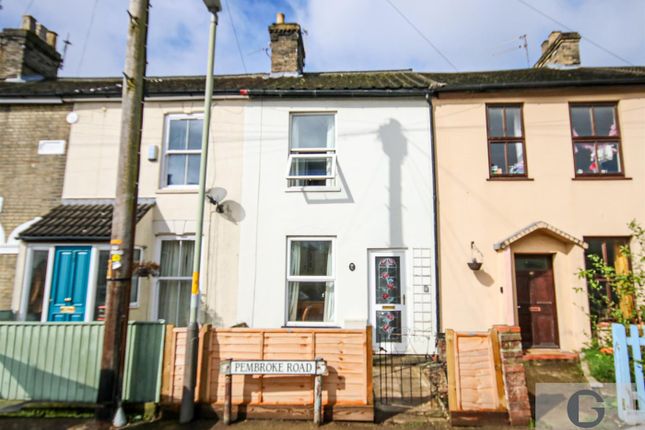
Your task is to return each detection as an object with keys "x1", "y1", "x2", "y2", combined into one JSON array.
[
  {"x1": 431, "y1": 33, "x2": 645, "y2": 352},
  {"x1": 11, "y1": 90, "x2": 245, "y2": 326}
]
